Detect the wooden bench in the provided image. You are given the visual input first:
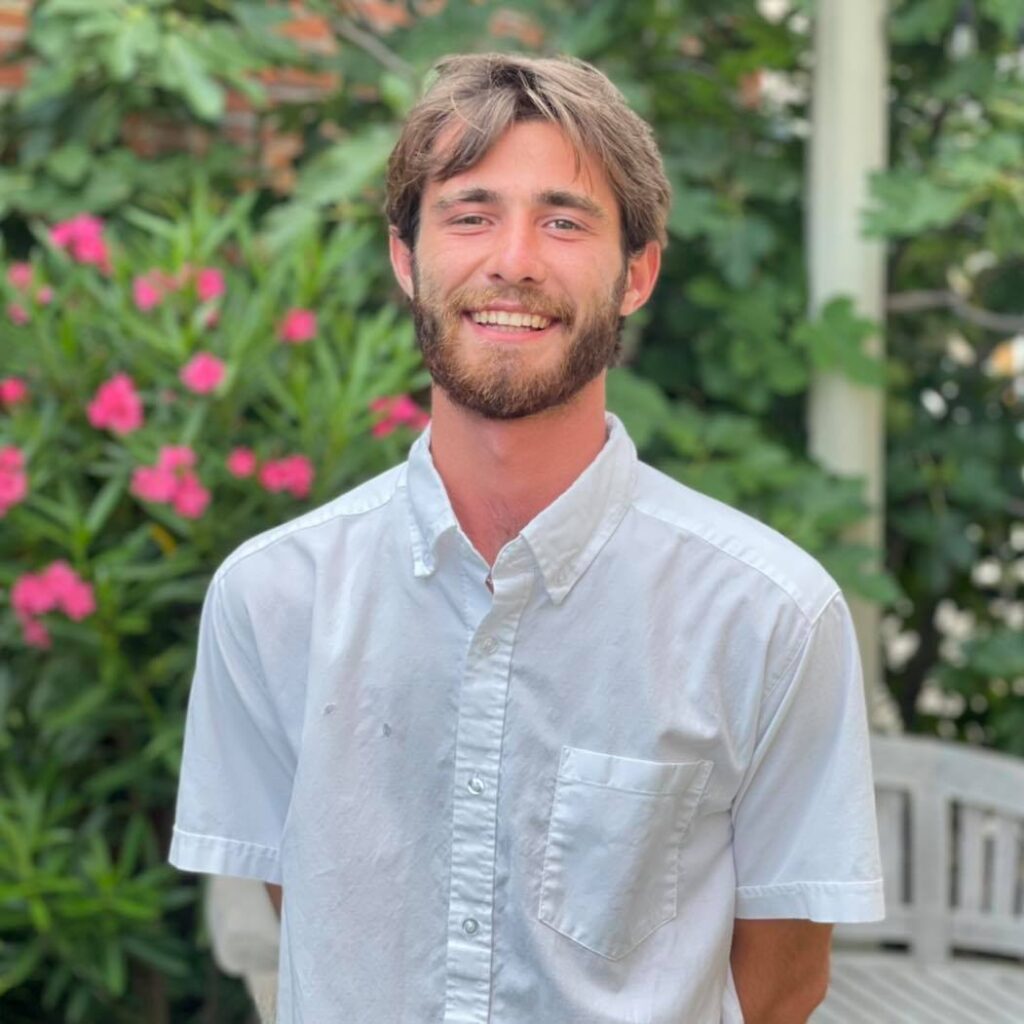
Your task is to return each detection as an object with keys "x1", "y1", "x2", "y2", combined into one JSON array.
[
  {"x1": 813, "y1": 733, "x2": 1024, "y2": 1022},
  {"x1": 203, "y1": 732, "x2": 1024, "y2": 1022}
]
